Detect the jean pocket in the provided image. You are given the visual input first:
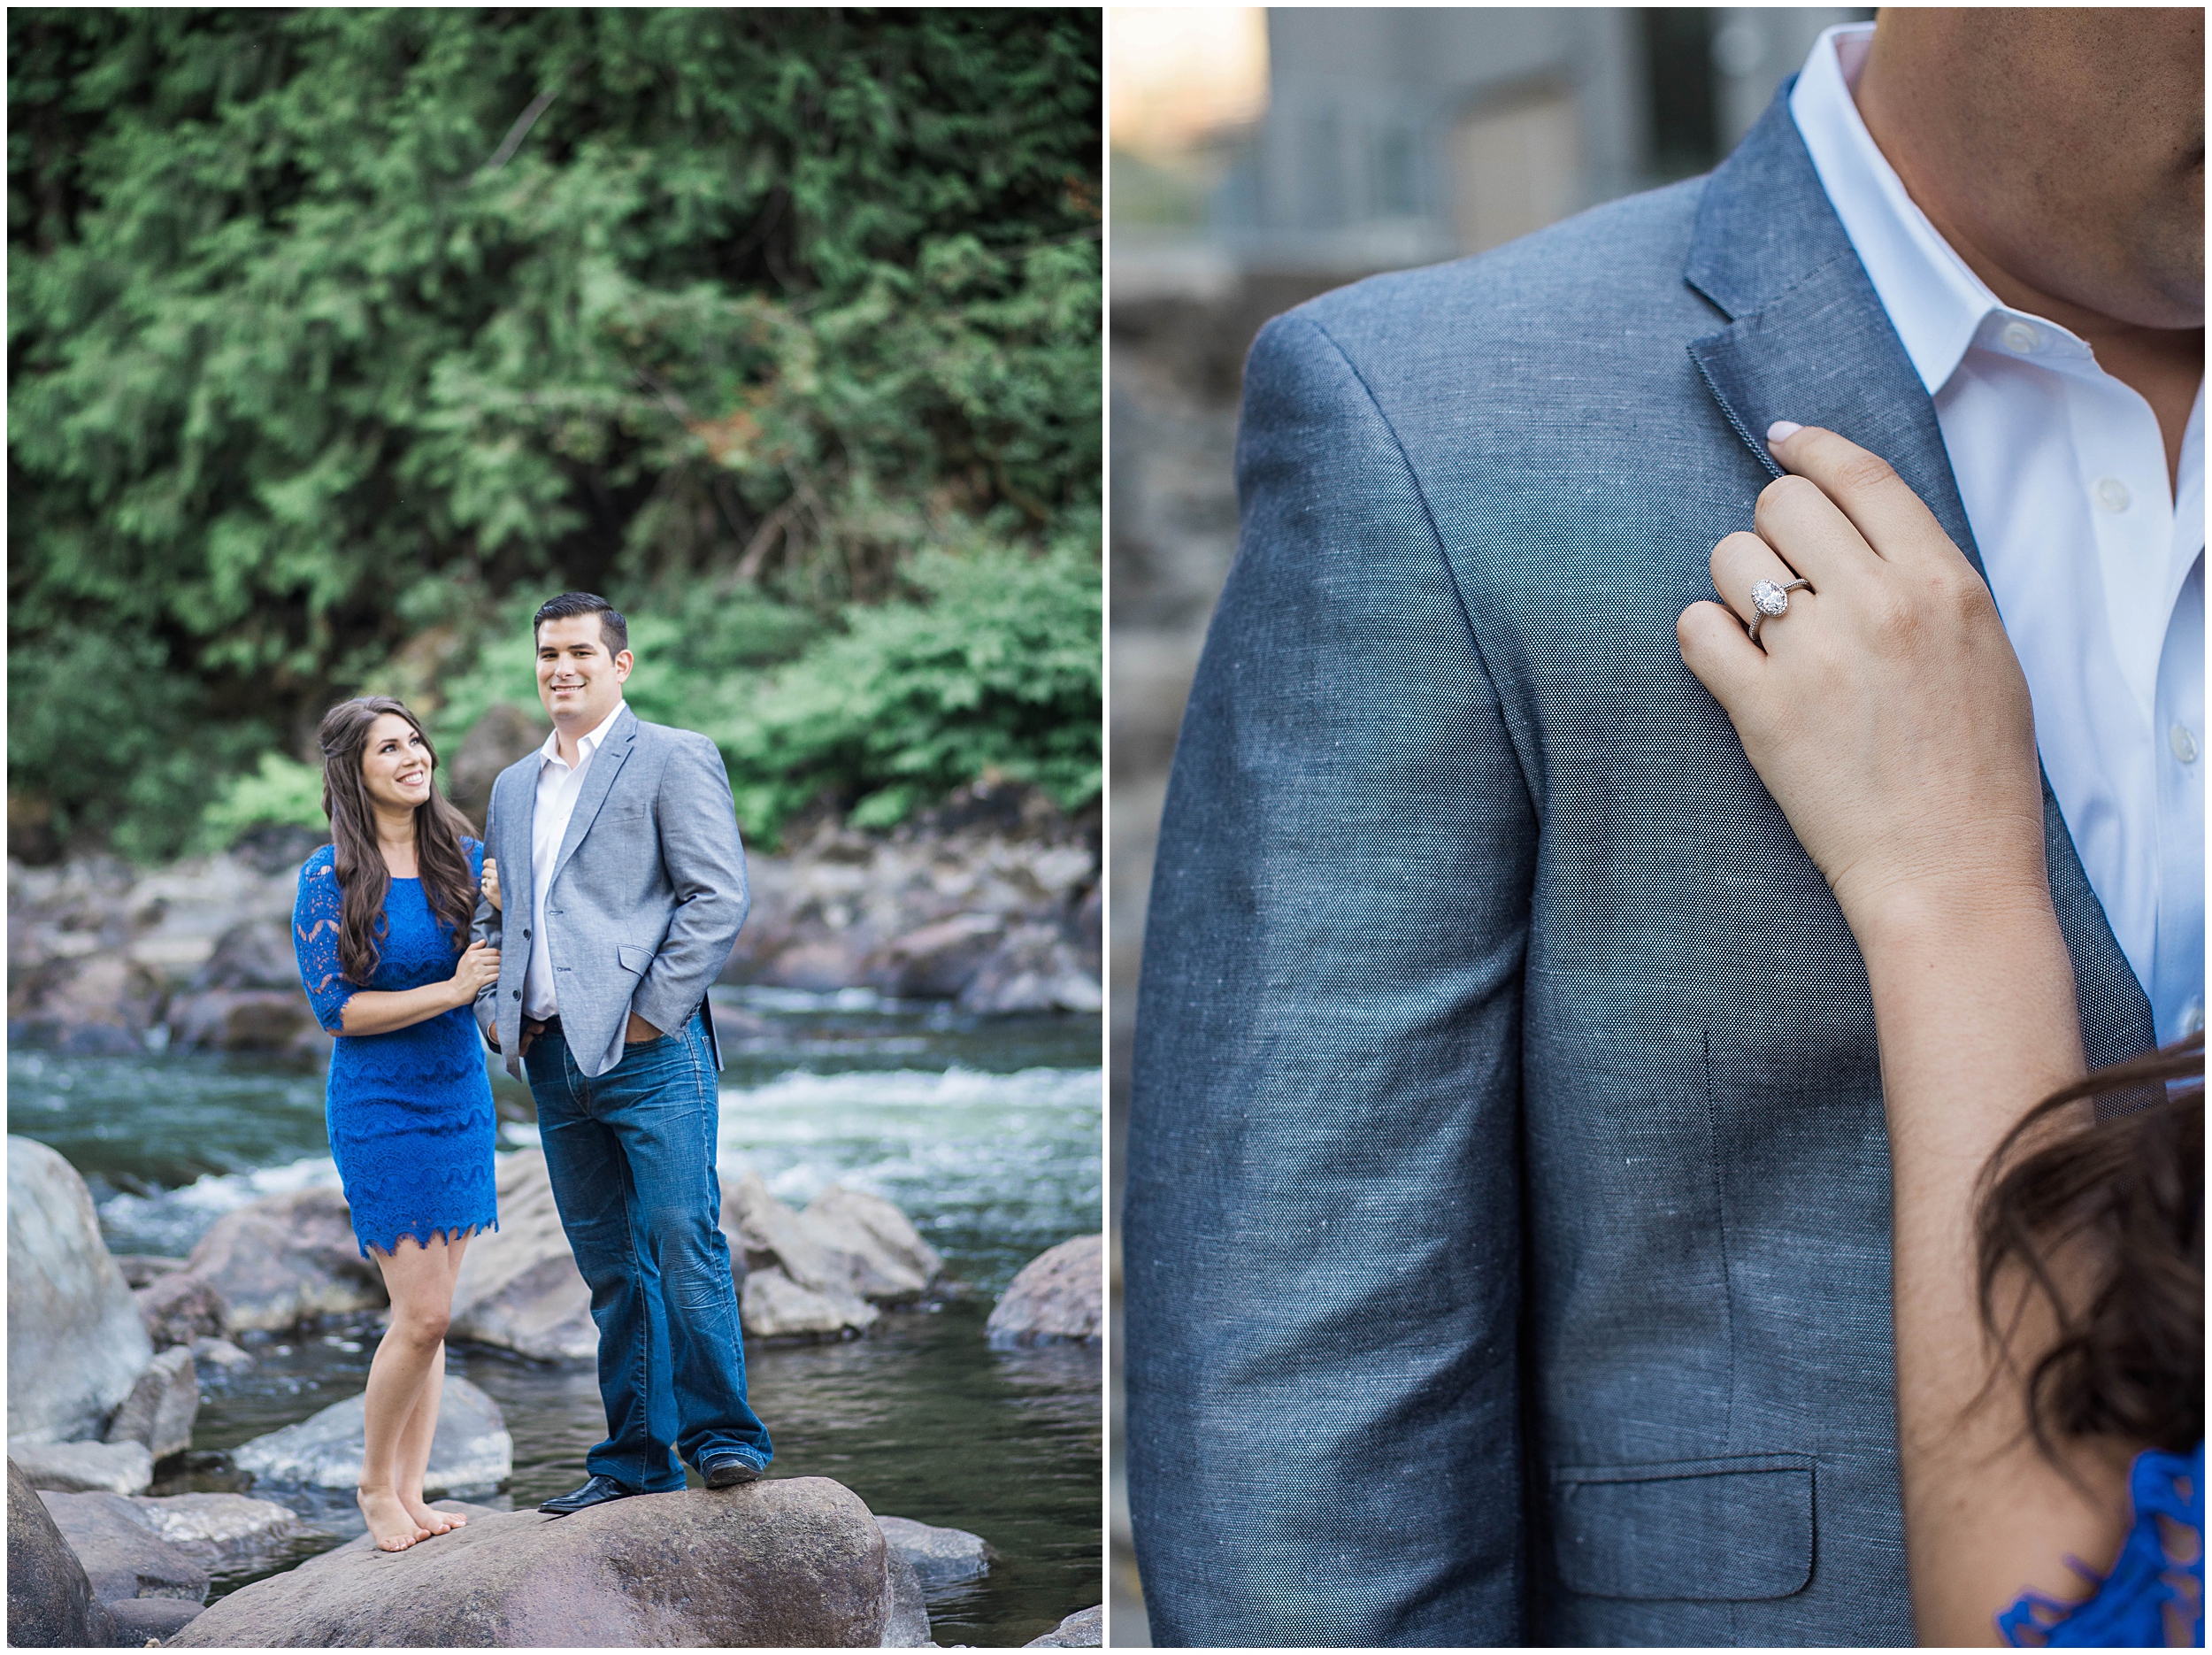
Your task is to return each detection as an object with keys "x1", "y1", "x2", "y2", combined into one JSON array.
[{"x1": 1549, "y1": 1454, "x2": 1815, "y2": 1601}]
